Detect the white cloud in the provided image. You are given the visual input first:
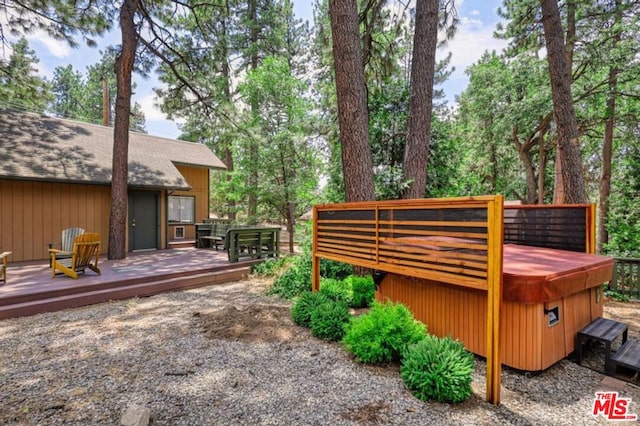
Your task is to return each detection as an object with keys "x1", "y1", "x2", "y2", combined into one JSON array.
[
  {"x1": 137, "y1": 93, "x2": 169, "y2": 121},
  {"x1": 33, "y1": 61, "x2": 53, "y2": 80},
  {"x1": 440, "y1": 22, "x2": 507, "y2": 73},
  {"x1": 30, "y1": 33, "x2": 71, "y2": 58},
  {"x1": 437, "y1": 15, "x2": 508, "y2": 101},
  {"x1": 0, "y1": 10, "x2": 71, "y2": 58}
]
